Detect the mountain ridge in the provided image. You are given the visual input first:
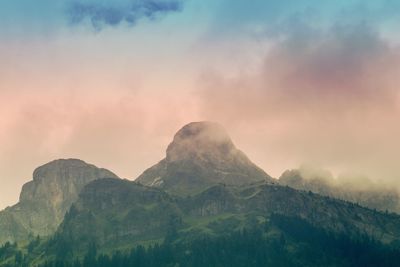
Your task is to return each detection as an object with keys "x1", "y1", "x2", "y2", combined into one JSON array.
[
  {"x1": 279, "y1": 168, "x2": 400, "y2": 213},
  {"x1": 50, "y1": 177, "x2": 400, "y2": 258}
]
